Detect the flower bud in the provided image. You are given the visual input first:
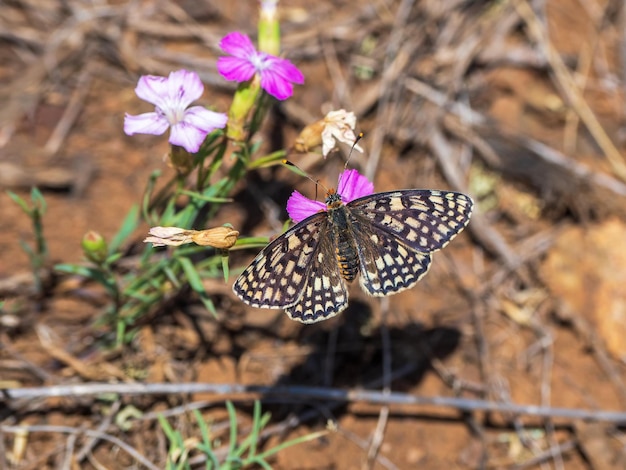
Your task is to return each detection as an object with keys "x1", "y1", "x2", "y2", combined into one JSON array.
[
  {"x1": 258, "y1": 0, "x2": 280, "y2": 55},
  {"x1": 82, "y1": 231, "x2": 108, "y2": 264}
]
